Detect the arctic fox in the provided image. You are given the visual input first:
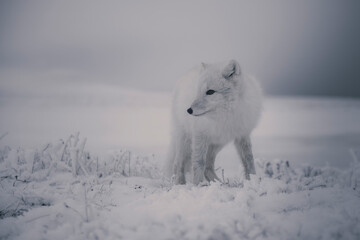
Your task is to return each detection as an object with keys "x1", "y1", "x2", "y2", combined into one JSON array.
[{"x1": 167, "y1": 60, "x2": 262, "y2": 185}]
